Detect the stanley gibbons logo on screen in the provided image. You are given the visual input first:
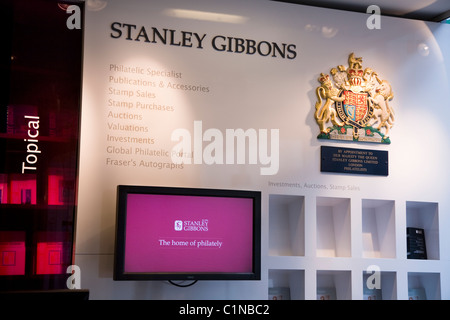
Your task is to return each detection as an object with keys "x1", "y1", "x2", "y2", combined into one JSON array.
[{"x1": 174, "y1": 219, "x2": 209, "y2": 232}]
